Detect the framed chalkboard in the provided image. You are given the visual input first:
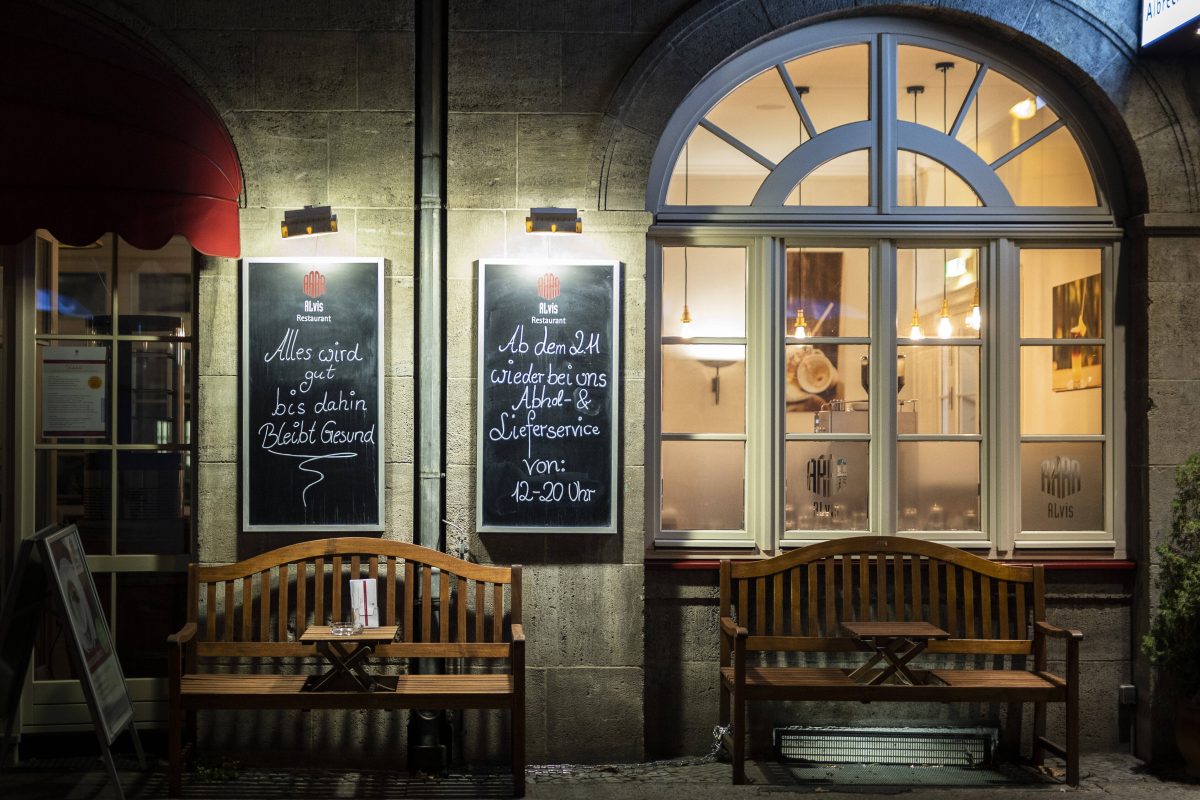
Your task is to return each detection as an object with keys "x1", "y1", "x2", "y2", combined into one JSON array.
[
  {"x1": 242, "y1": 258, "x2": 384, "y2": 532},
  {"x1": 476, "y1": 259, "x2": 620, "y2": 533}
]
